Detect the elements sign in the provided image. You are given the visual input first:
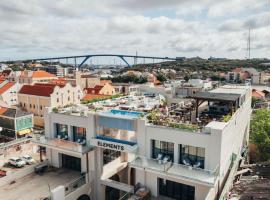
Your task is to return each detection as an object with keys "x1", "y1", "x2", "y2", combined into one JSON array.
[{"x1": 97, "y1": 141, "x2": 125, "y2": 151}]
